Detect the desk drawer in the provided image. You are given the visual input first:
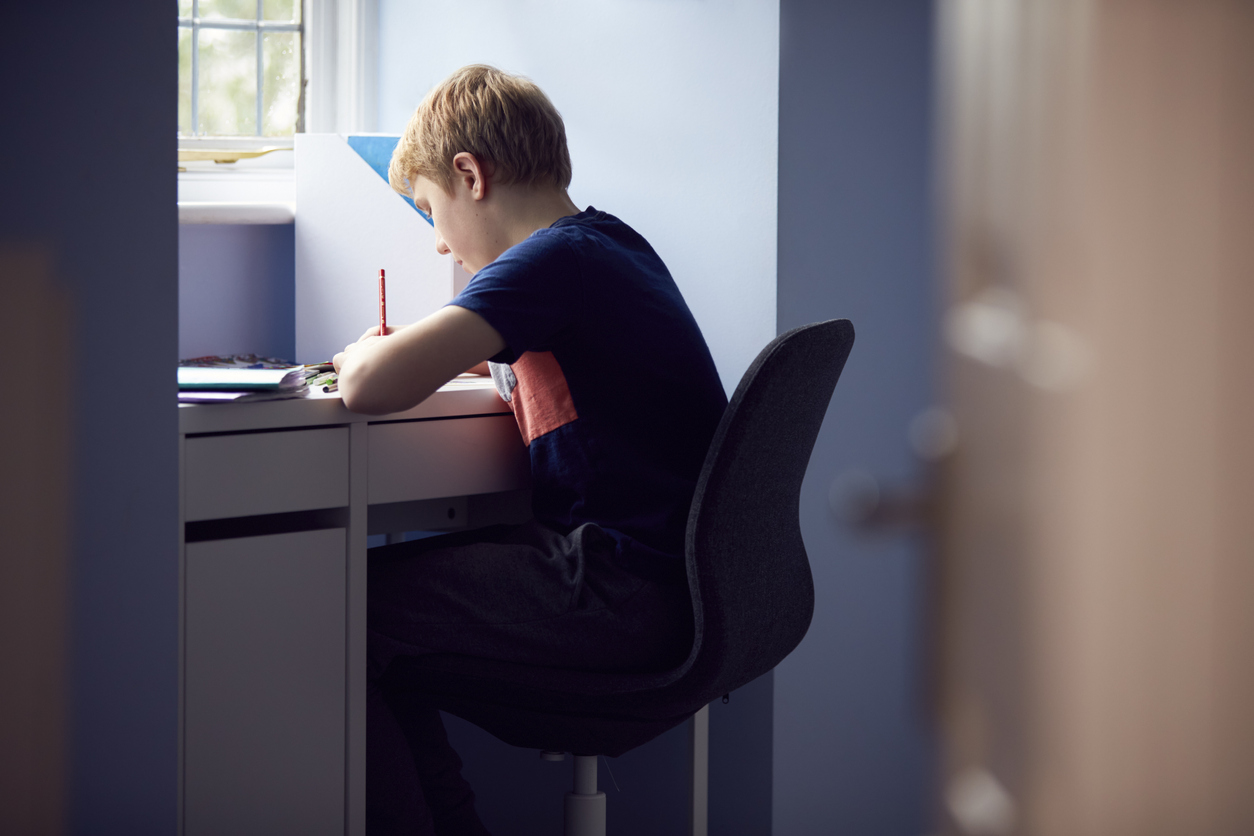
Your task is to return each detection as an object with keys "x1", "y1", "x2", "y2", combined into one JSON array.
[
  {"x1": 369, "y1": 416, "x2": 530, "y2": 505},
  {"x1": 185, "y1": 428, "x2": 349, "y2": 521}
]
